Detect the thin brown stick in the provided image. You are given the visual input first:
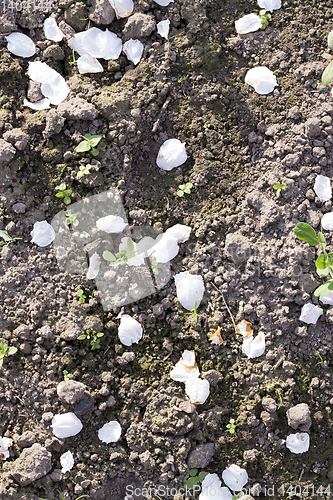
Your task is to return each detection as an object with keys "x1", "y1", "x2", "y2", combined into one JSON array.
[{"x1": 211, "y1": 282, "x2": 237, "y2": 334}]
